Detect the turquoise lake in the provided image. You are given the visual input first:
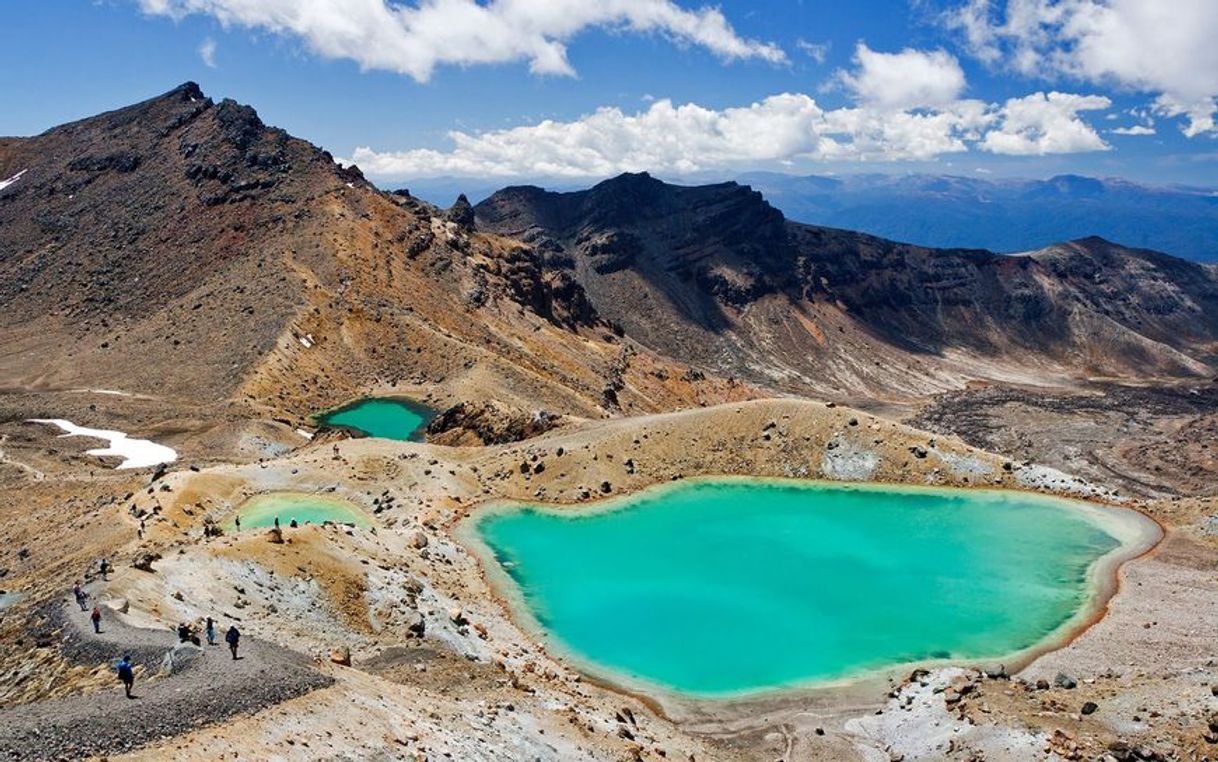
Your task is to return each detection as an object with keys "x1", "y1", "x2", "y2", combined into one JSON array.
[
  {"x1": 475, "y1": 479, "x2": 1148, "y2": 697},
  {"x1": 317, "y1": 398, "x2": 431, "y2": 441}
]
